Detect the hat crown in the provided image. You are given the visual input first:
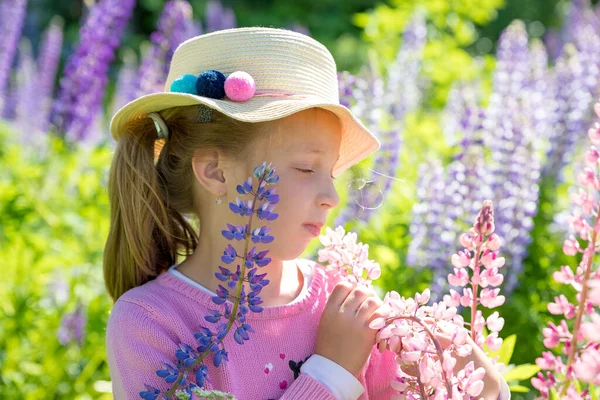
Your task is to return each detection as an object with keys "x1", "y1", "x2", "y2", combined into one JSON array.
[{"x1": 164, "y1": 27, "x2": 340, "y2": 103}]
